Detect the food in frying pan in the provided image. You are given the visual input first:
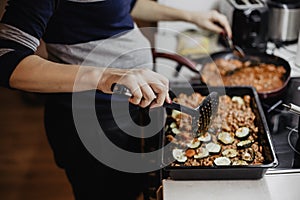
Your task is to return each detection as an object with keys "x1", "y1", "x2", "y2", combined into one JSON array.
[
  {"x1": 201, "y1": 58, "x2": 287, "y2": 93},
  {"x1": 165, "y1": 92, "x2": 265, "y2": 167}
]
